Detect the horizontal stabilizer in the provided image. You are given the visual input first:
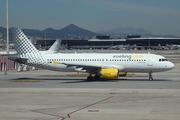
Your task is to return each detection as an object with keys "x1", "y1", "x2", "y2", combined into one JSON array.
[{"x1": 8, "y1": 55, "x2": 28, "y2": 64}]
